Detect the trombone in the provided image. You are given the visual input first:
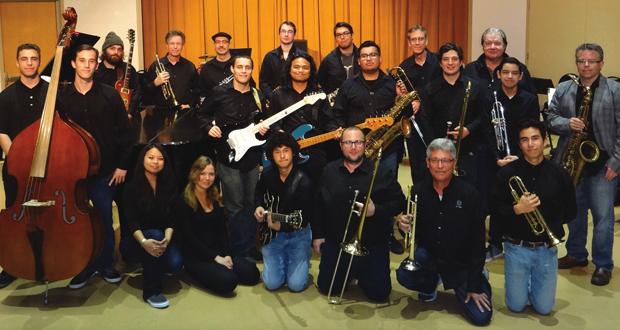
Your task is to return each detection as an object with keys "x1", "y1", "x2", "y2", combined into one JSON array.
[
  {"x1": 508, "y1": 176, "x2": 562, "y2": 247},
  {"x1": 155, "y1": 54, "x2": 180, "y2": 108},
  {"x1": 327, "y1": 148, "x2": 383, "y2": 305},
  {"x1": 491, "y1": 91, "x2": 510, "y2": 156},
  {"x1": 399, "y1": 189, "x2": 419, "y2": 272}
]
